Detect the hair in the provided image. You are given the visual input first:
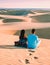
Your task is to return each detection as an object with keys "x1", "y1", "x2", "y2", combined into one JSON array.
[
  {"x1": 31, "y1": 29, "x2": 36, "y2": 34},
  {"x1": 19, "y1": 29, "x2": 25, "y2": 39}
]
